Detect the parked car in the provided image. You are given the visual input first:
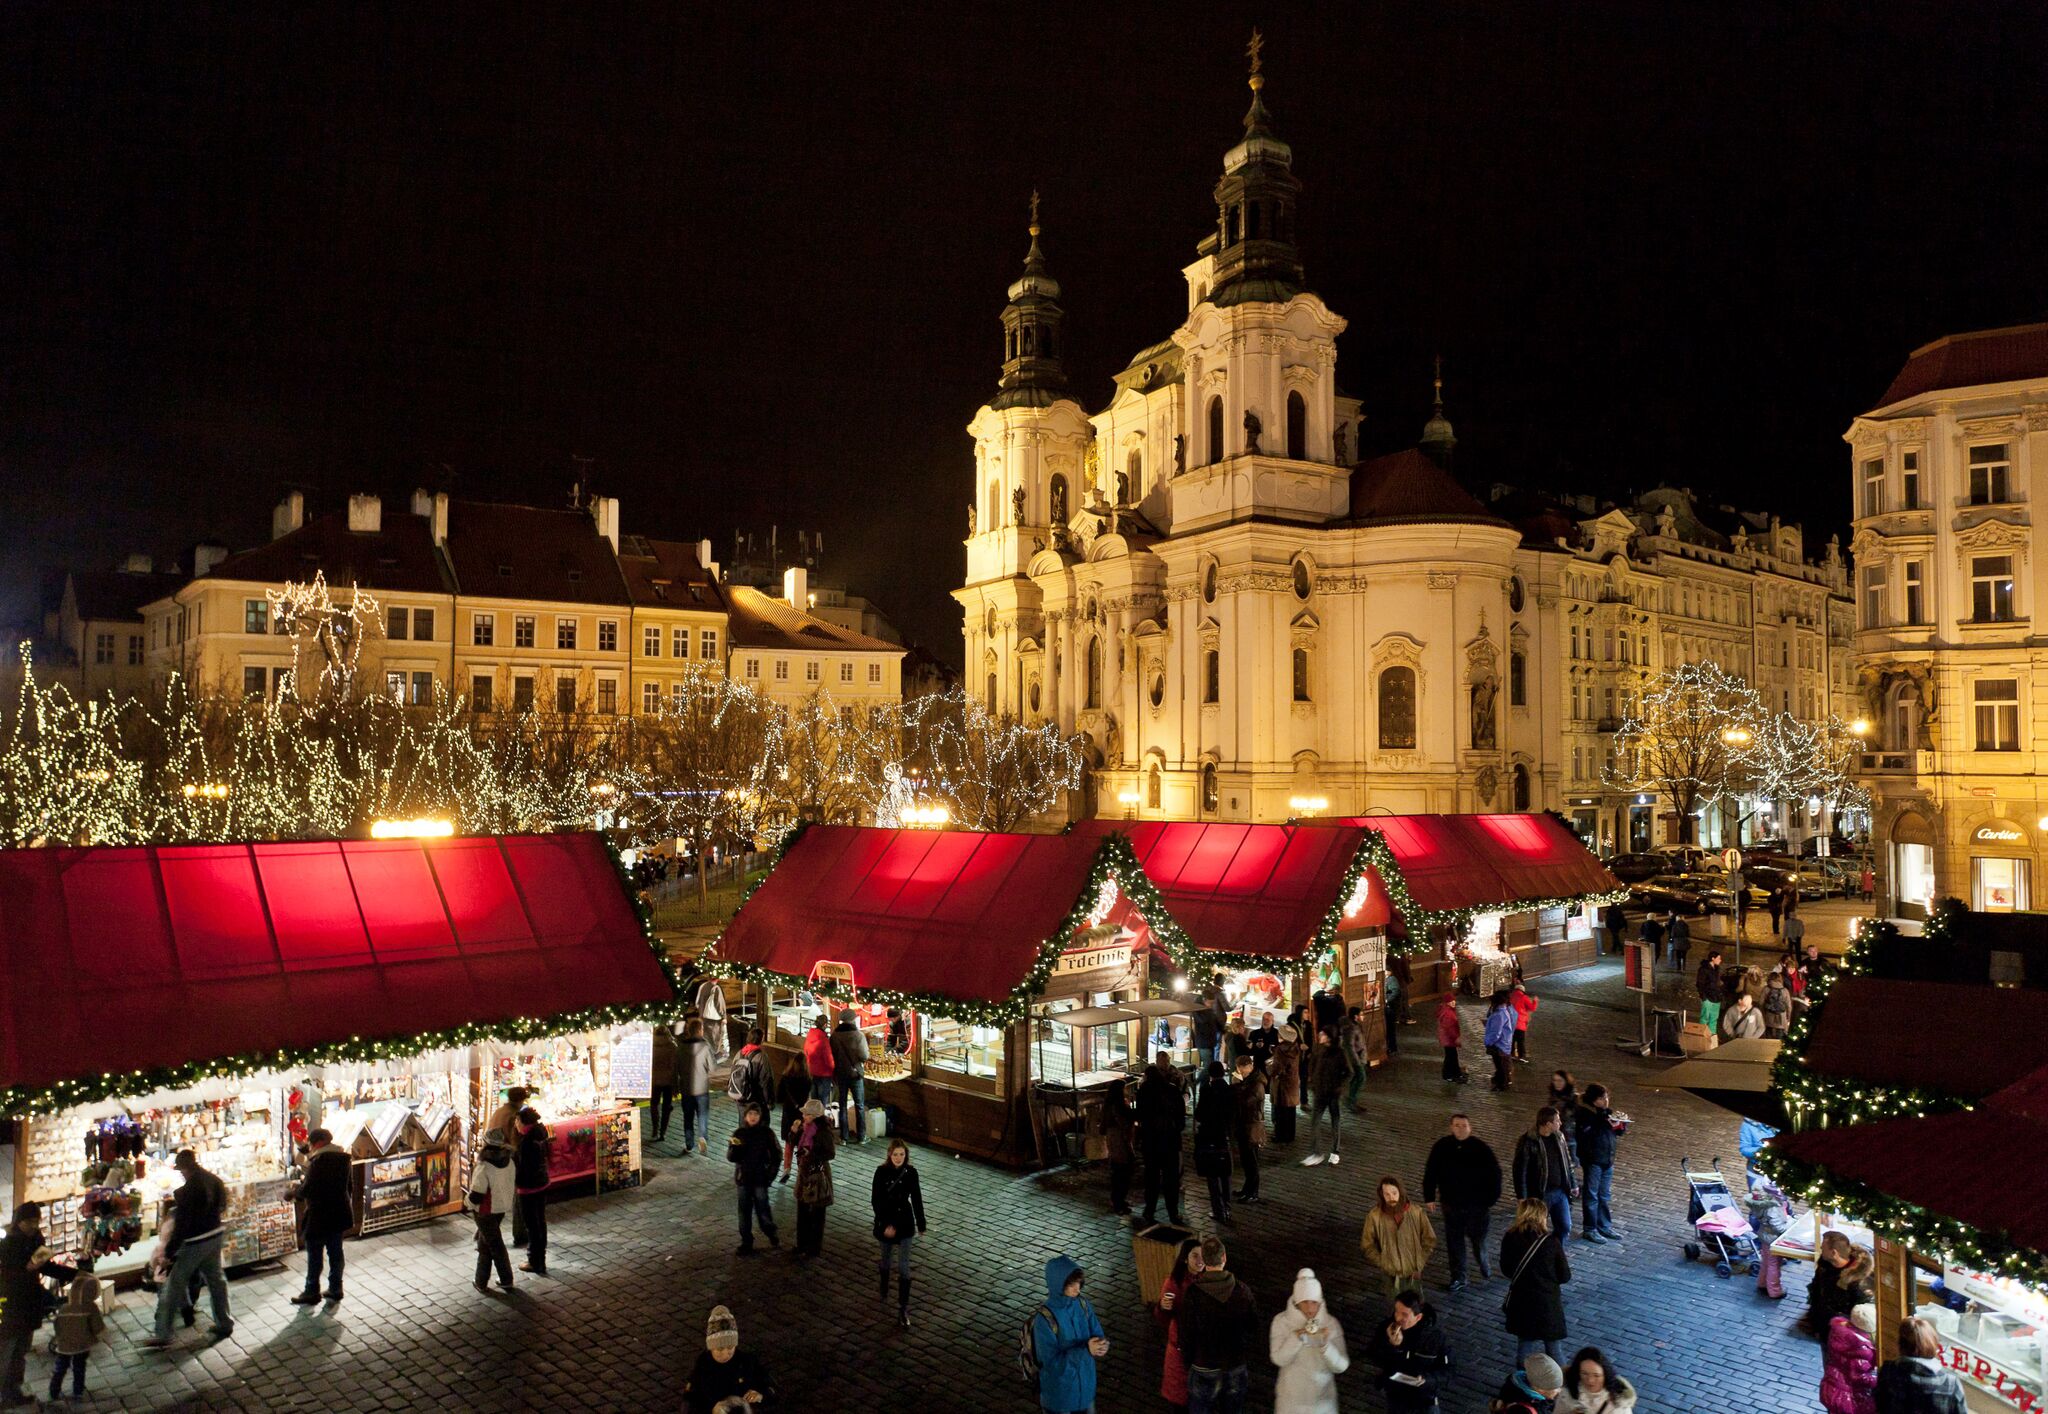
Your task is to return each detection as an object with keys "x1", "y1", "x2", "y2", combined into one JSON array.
[
  {"x1": 1746, "y1": 864, "x2": 1832, "y2": 901},
  {"x1": 1606, "y1": 852, "x2": 1671, "y2": 883},
  {"x1": 1628, "y1": 874, "x2": 1705, "y2": 914},
  {"x1": 1656, "y1": 843, "x2": 1710, "y2": 872},
  {"x1": 1679, "y1": 870, "x2": 1767, "y2": 914}
]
